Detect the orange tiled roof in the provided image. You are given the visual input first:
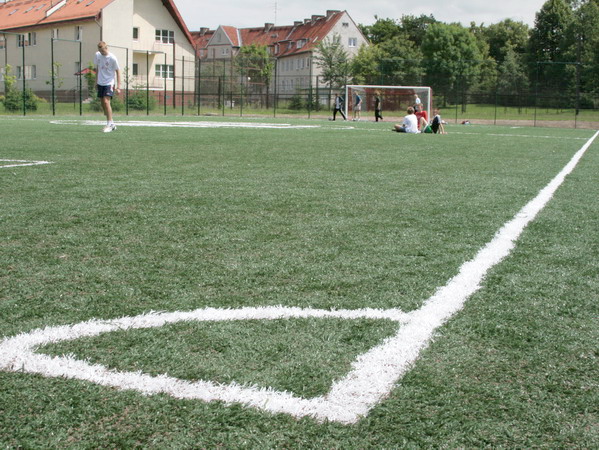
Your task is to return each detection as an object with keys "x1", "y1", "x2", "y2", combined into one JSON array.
[
  {"x1": 0, "y1": 0, "x2": 111, "y2": 30},
  {"x1": 191, "y1": 28, "x2": 214, "y2": 49},
  {"x1": 0, "y1": 0, "x2": 193, "y2": 45},
  {"x1": 193, "y1": 11, "x2": 348, "y2": 57}
]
